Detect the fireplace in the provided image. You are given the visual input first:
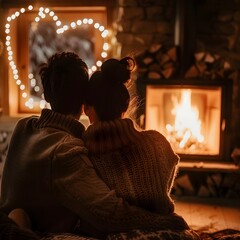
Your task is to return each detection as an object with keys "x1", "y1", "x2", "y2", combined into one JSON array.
[{"x1": 136, "y1": 78, "x2": 232, "y2": 163}]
